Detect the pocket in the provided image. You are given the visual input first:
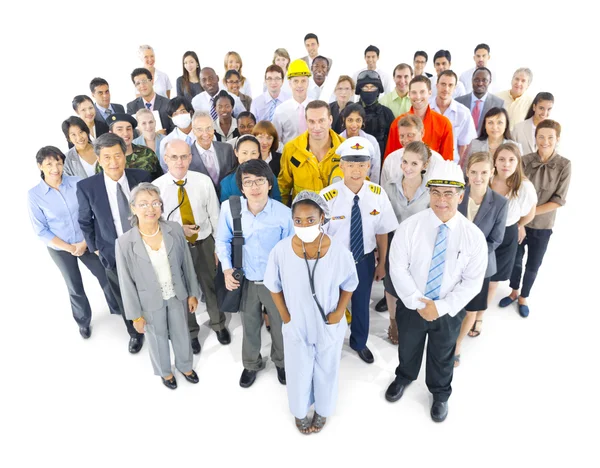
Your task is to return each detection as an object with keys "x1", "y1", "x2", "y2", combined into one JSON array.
[{"x1": 258, "y1": 225, "x2": 284, "y2": 249}]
